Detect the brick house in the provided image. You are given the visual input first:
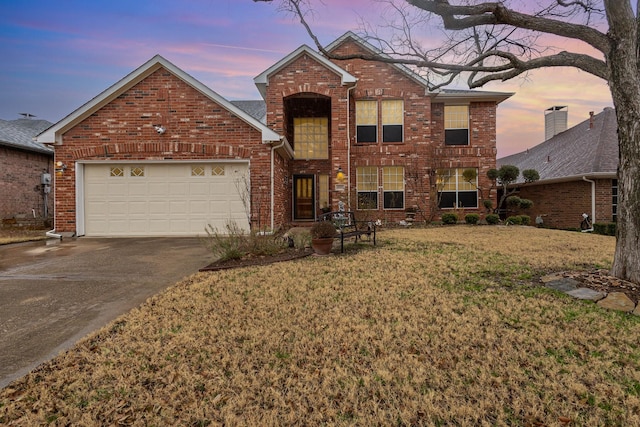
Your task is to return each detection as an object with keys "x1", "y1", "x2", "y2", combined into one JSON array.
[
  {"x1": 37, "y1": 32, "x2": 511, "y2": 237},
  {"x1": 1, "y1": 117, "x2": 53, "y2": 228},
  {"x1": 497, "y1": 107, "x2": 618, "y2": 229}
]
